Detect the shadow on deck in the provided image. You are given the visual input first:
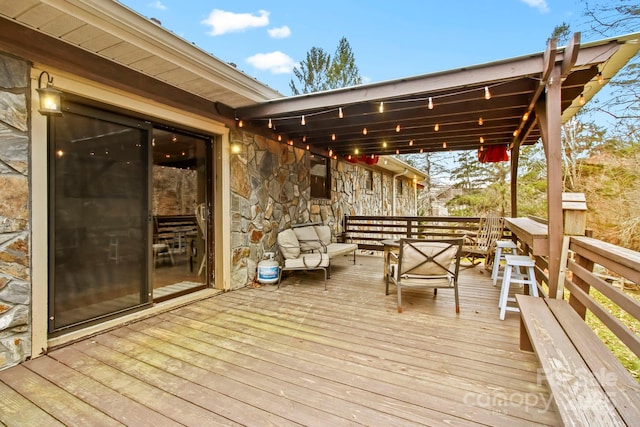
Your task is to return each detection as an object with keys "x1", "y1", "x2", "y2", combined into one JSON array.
[{"x1": 0, "y1": 254, "x2": 560, "y2": 426}]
